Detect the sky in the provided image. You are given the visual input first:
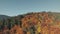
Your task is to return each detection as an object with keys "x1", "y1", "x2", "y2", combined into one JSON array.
[{"x1": 0, "y1": 0, "x2": 60, "y2": 16}]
